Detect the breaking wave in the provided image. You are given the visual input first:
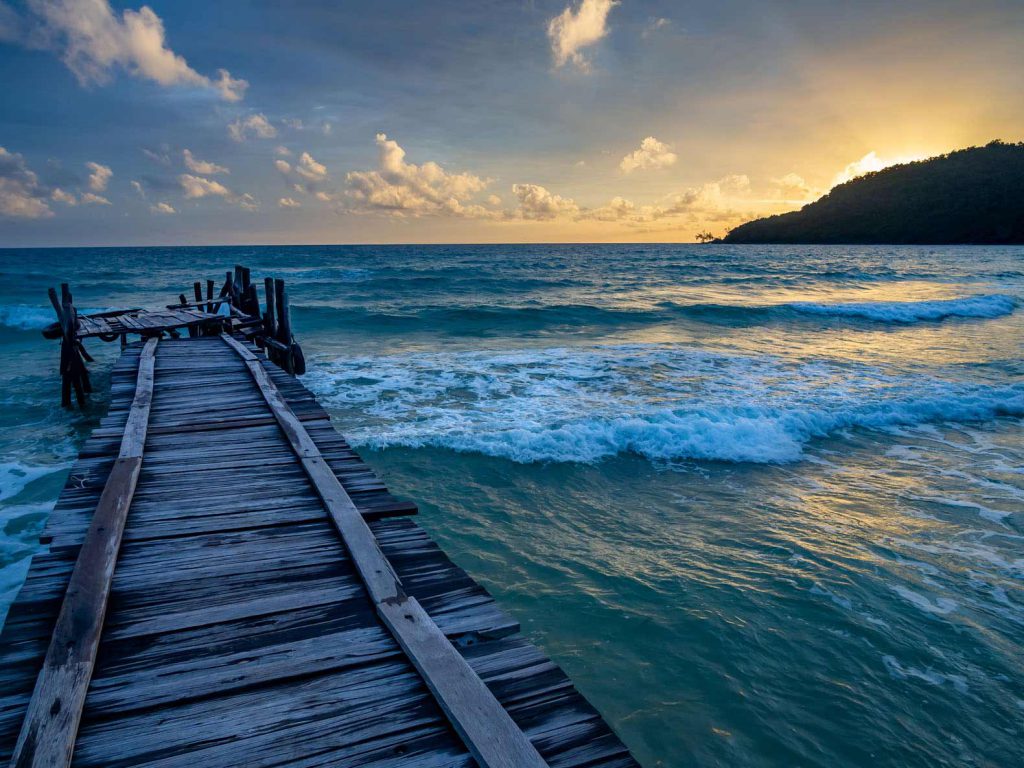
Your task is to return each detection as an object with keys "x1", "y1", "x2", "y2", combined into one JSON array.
[
  {"x1": 787, "y1": 294, "x2": 1017, "y2": 323},
  {"x1": 305, "y1": 344, "x2": 1024, "y2": 464},
  {"x1": 0, "y1": 305, "x2": 54, "y2": 330}
]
